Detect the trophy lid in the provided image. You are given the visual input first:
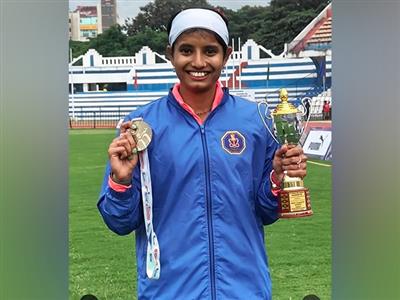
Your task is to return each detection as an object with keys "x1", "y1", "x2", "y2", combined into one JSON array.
[{"x1": 273, "y1": 88, "x2": 298, "y2": 115}]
